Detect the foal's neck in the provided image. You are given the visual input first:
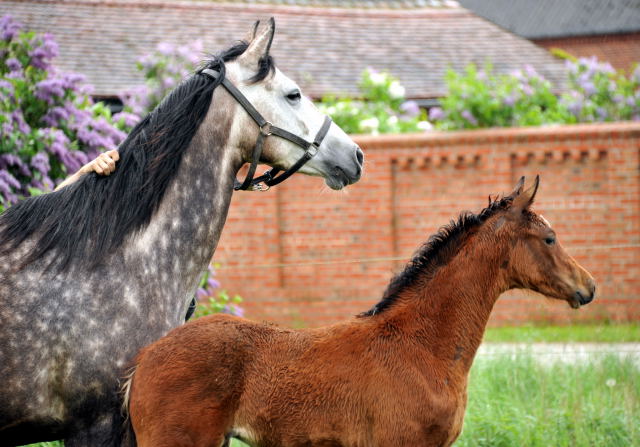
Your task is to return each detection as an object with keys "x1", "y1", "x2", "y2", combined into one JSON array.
[{"x1": 384, "y1": 232, "x2": 509, "y2": 377}]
